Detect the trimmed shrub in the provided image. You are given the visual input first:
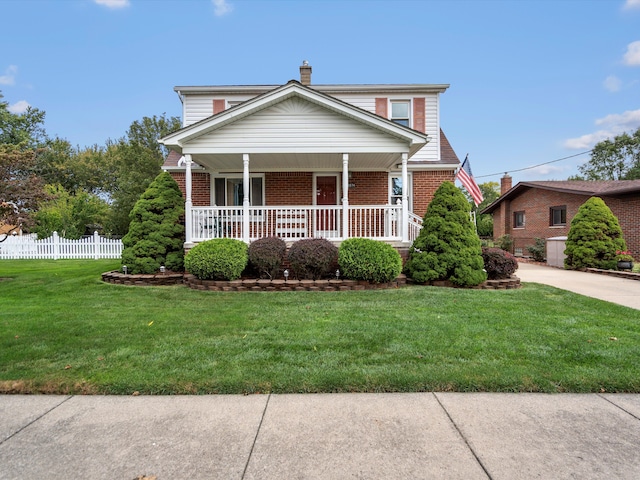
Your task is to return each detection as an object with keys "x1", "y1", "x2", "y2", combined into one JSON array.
[
  {"x1": 495, "y1": 234, "x2": 513, "y2": 253},
  {"x1": 121, "y1": 171, "x2": 185, "y2": 274},
  {"x1": 564, "y1": 197, "x2": 626, "y2": 270},
  {"x1": 482, "y1": 247, "x2": 518, "y2": 280},
  {"x1": 404, "y1": 181, "x2": 487, "y2": 287},
  {"x1": 338, "y1": 238, "x2": 402, "y2": 283},
  {"x1": 184, "y1": 238, "x2": 248, "y2": 280},
  {"x1": 288, "y1": 238, "x2": 338, "y2": 280},
  {"x1": 526, "y1": 238, "x2": 546, "y2": 262},
  {"x1": 248, "y1": 236, "x2": 287, "y2": 279}
]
